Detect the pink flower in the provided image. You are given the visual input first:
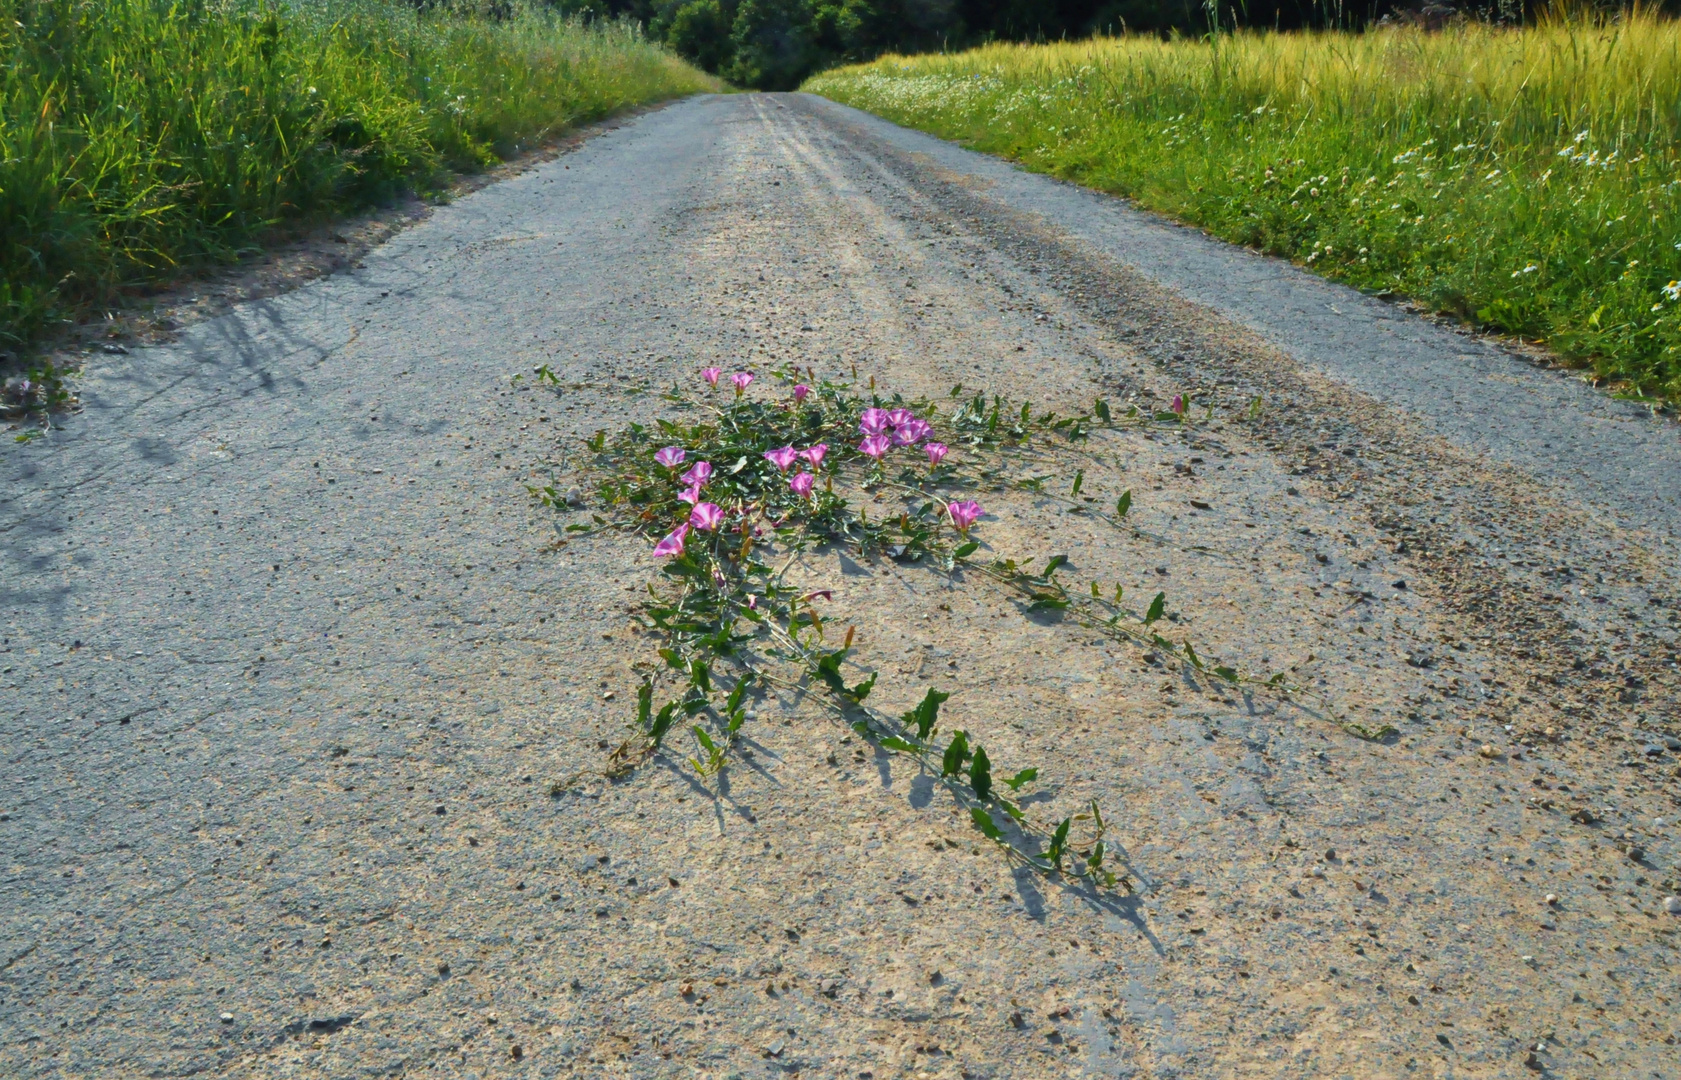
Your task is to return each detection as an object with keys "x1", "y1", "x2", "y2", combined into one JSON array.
[
  {"x1": 886, "y1": 408, "x2": 915, "y2": 429},
  {"x1": 654, "y1": 446, "x2": 686, "y2": 469},
  {"x1": 652, "y1": 524, "x2": 689, "y2": 557},
  {"x1": 800, "y1": 443, "x2": 827, "y2": 469},
  {"x1": 702, "y1": 367, "x2": 721, "y2": 388},
  {"x1": 731, "y1": 371, "x2": 755, "y2": 395},
  {"x1": 747, "y1": 595, "x2": 758, "y2": 610},
  {"x1": 858, "y1": 408, "x2": 889, "y2": 436},
  {"x1": 790, "y1": 471, "x2": 815, "y2": 497},
  {"x1": 947, "y1": 501, "x2": 983, "y2": 532},
  {"x1": 793, "y1": 384, "x2": 811, "y2": 403},
  {"x1": 689, "y1": 502, "x2": 724, "y2": 531},
  {"x1": 893, "y1": 417, "x2": 932, "y2": 446},
  {"x1": 763, "y1": 445, "x2": 798, "y2": 471},
  {"x1": 858, "y1": 434, "x2": 891, "y2": 459},
  {"x1": 924, "y1": 441, "x2": 948, "y2": 465},
  {"x1": 678, "y1": 485, "x2": 703, "y2": 505},
  {"x1": 802, "y1": 590, "x2": 833, "y2": 602},
  {"x1": 1170, "y1": 394, "x2": 1185, "y2": 414},
  {"x1": 679, "y1": 461, "x2": 712, "y2": 488}
]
